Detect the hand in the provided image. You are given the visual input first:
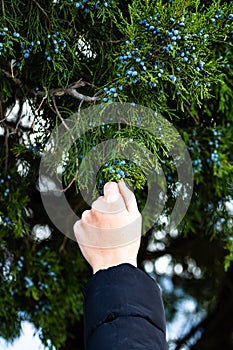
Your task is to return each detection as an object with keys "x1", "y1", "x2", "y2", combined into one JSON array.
[{"x1": 74, "y1": 181, "x2": 142, "y2": 274}]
